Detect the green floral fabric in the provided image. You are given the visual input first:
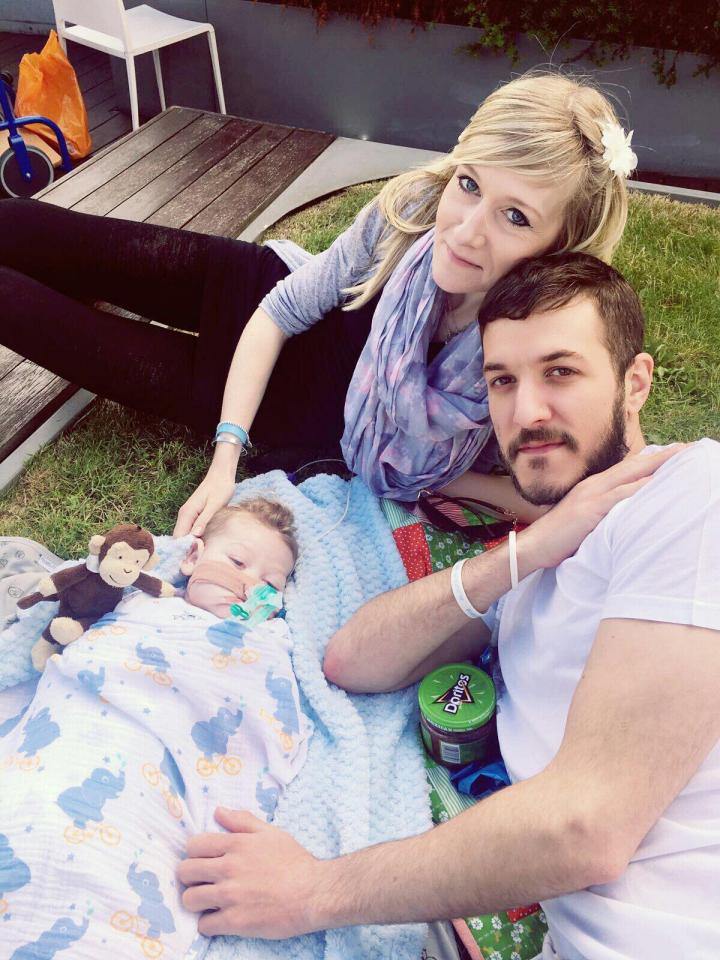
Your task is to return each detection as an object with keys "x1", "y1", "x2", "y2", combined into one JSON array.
[
  {"x1": 423, "y1": 524, "x2": 487, "y2": 572},
  {"x1": 382, "y1": 499, "x2": 547, "y2": 957},
  {"x1": 425, "y1": 755, "x2": 548, "y2": 959}
]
